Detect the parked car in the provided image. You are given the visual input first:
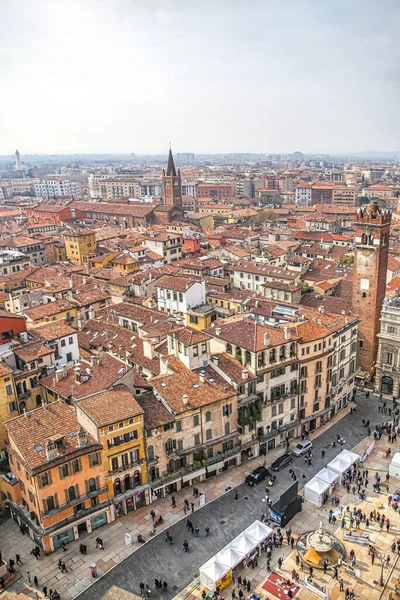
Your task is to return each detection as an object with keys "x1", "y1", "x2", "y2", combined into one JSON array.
[
  {"x1": 245, "y1": 465, "x2": 270, "y2": 486},
  {"x1": 292, "y1": 440, "x2": 313, "y2": 457},
  {"x1": 271, "y1": 453, "x2": 293, "y2": 471}
]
